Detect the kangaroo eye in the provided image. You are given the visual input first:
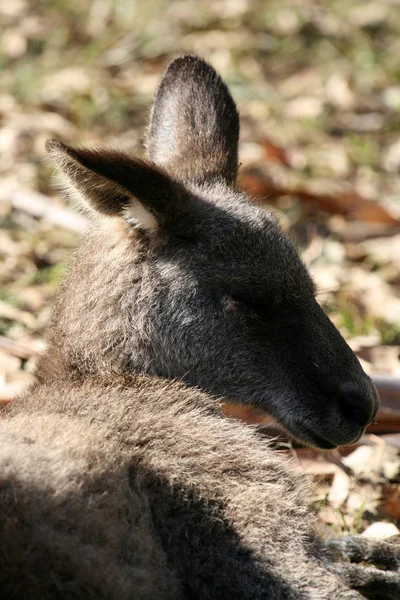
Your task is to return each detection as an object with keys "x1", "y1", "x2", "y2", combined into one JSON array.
[
  {"x1": 231, "y1": 293, "x2": 290, "y2": 323},
  {"x1": 230, "y1": 295, "x2": 270, "y2": 316},
  {"x1": 231, "y1": 295, "x2": 256, "y2": 307}
]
